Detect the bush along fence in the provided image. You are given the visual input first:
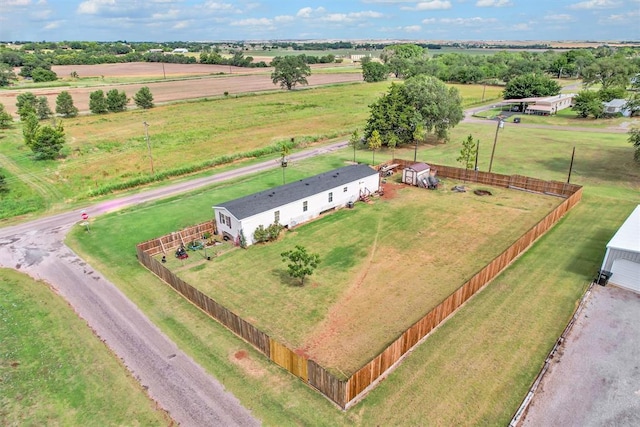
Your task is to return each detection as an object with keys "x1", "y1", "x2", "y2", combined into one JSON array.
[{"x1": 136, "y1": 159, "x2": 583, "y2": 409}]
